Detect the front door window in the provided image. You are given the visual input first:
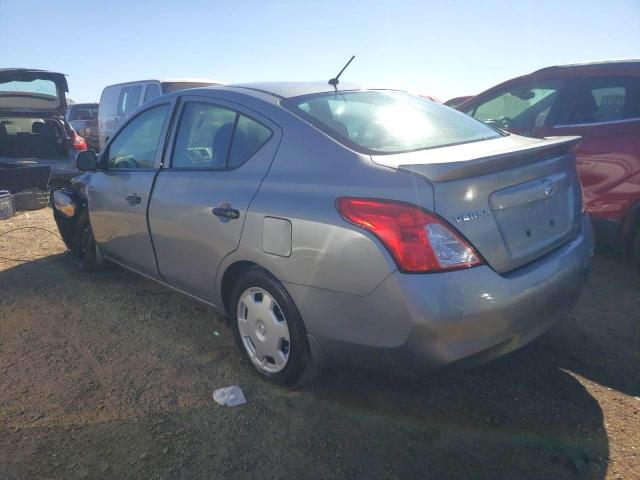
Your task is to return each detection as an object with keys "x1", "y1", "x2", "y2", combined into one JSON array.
[
  {"x1": 466, "y1": 80, "x2": 564, "y2": 131},
  {"x1": 107, "y1": 104, "x2": 169, "y2": 170}
]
